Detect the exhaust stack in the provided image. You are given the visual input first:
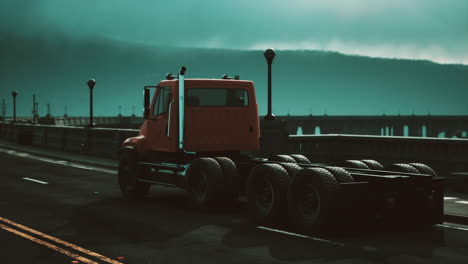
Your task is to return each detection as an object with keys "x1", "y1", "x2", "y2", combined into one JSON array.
[{"x1": 178, "y1": 66, "x2": 186, "y2": 150}]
